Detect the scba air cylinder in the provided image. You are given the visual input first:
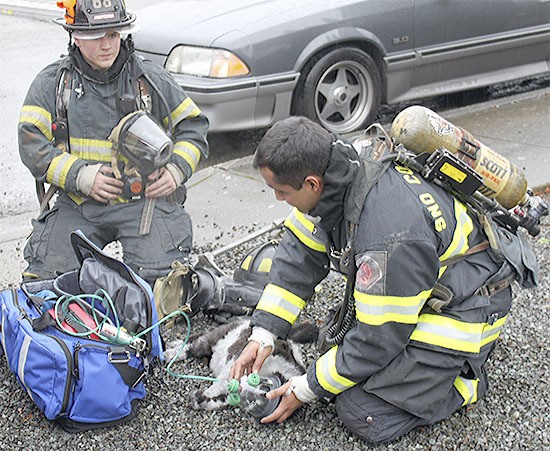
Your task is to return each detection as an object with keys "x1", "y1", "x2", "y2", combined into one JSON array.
[{"x1": 389, "y1": 105, "x2": 528, "y2": 209}]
